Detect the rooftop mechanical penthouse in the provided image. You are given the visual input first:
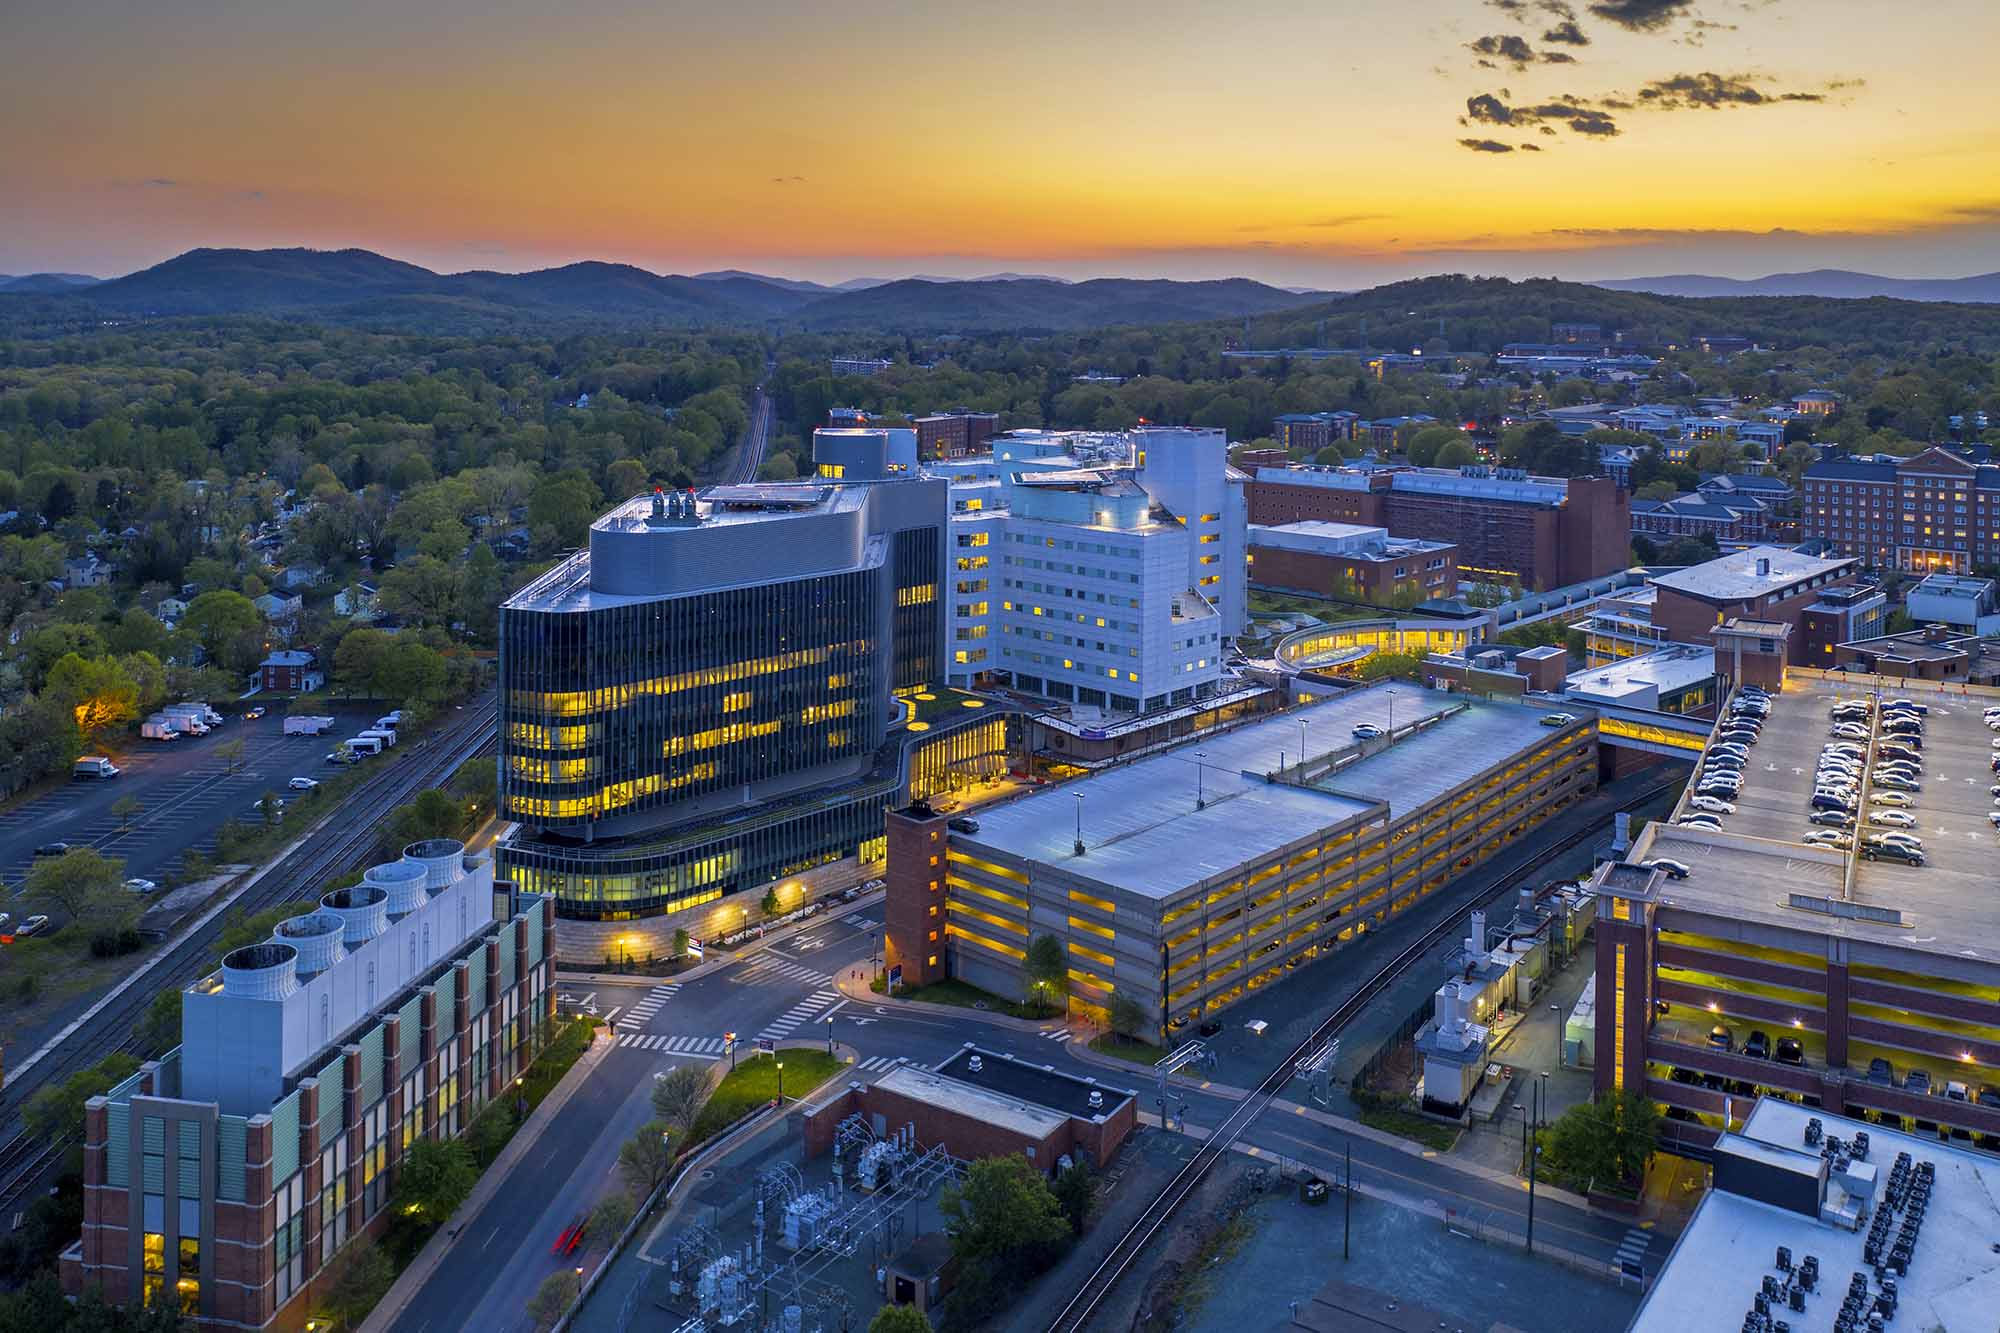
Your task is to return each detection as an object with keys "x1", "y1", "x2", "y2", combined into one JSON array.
[{"x1": 496, "y1": 480, "x2": 949, "y2": 926}]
